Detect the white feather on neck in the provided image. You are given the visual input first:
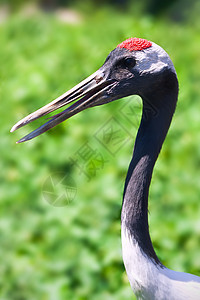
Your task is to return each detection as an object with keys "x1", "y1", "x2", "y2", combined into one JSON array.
[{"x1": 121, "y1": 224, "x2": 200, "y2": 300}]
